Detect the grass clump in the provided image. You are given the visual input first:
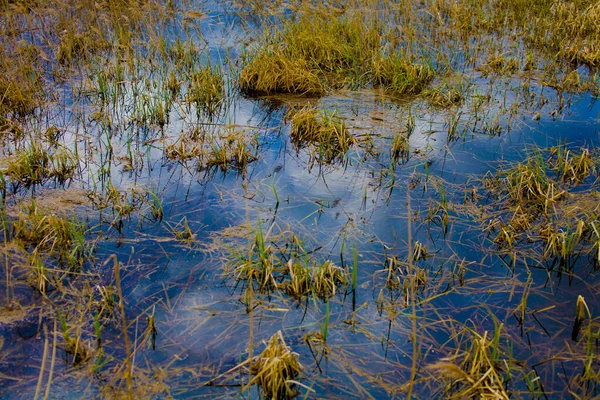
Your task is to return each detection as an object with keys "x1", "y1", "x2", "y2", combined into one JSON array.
[
  {"x1": 500, "y1": 156, "x2": 560, "y2": 214},
  {"x1": 280, "y1": 11, "x2": 380, "y2": 80},
  {"x1": 428, "y1": 323, "x2": 511, "y2": 399},
  {"x1": 13, "y1": 201, "x2": 88, "y2": 270},
  {"x1": 310, "y1": 260, "x2": 347, "y2": 299},
  {"x1": 480, "y1": 146, "x2": 600, "y2": 268},
  {"x1": 186, "y1": 63, "x2": 225, "y2": 116},
  {"x1": 218, "y1": 222, "x2": 348, "y2": 301},
  {"x1": 4, "y1": 200, "x2": 90, "y2": 294},
  {"x1": 0, "y1": 41, "x2": 45, "y2": 118},
  {"x1": 246, "y1": 330, "x2": 302, "y2": 400},
  {"x1": 423, "y1": 81, "x2": 466, "y2": 108},
  {"x1": 239, "y1": 50, "x2": 326, "y2": 96},
  {"x1": 283, "y1": 259, "x2": 311, "y2": 299},
  {"x1": 4, "y1": 141, "x2": 77, "y2": 189},
  {"x1": 165, "y1": 126, "x2": 258, "y2": 173},
  {"x1": 391, "y1": 132, "x2": 411, "y2": 163},
  {"x1": 372, "y1": 54, "x2": 435, "y2": 96},
  {"x1": 238, "y1": 8, "x2": 432, "y2": 96},
  {"x1": 204, "y1": 128, "x2": 257, "y2": 172},
  {"x1": 288, "y1": 106, "x2": 355, "y2": 163},
  {"x1": 478, "y1": 52, "x2": 520, "y2": 76},
  {"x1": 548, "y1": 145, "x2": 594, "y2": 183}
]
